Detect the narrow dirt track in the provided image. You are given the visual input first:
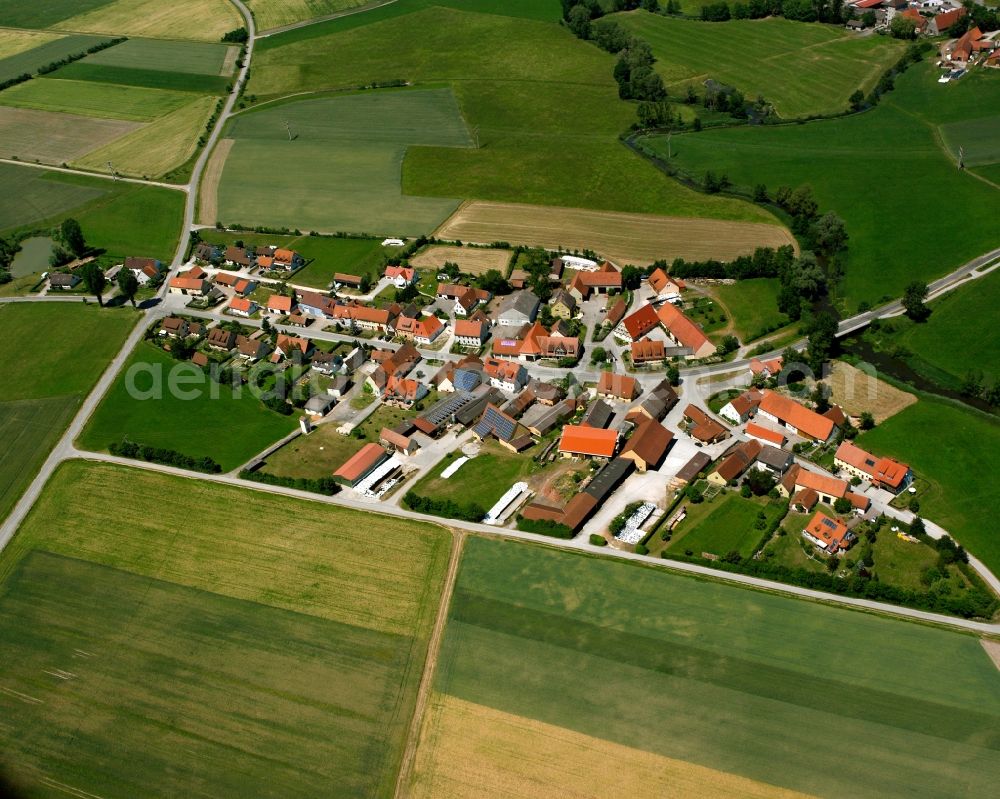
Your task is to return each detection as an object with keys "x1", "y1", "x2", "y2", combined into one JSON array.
[
  {"x1": 394, "y1": 529, "x2": 466, "y2": 799},
  {"x1": 198, "y1": 137, "x2": 233, "y2": 226}
]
